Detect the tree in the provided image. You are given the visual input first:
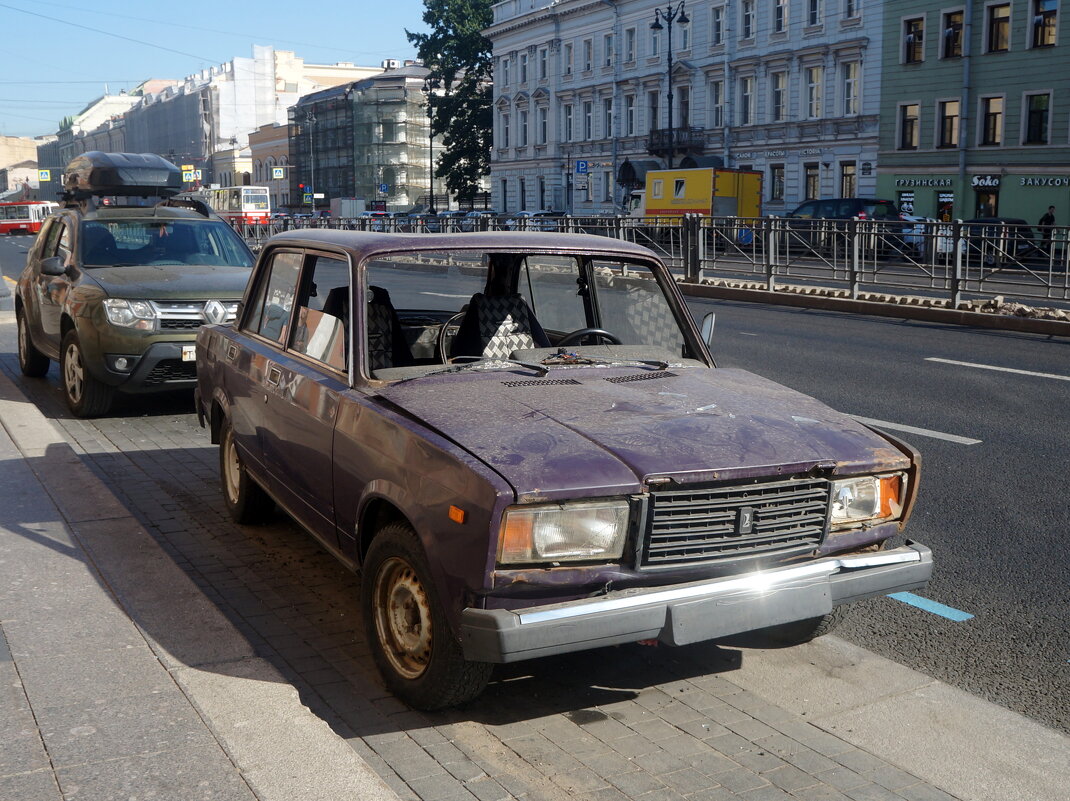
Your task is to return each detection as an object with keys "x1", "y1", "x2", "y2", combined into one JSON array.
[{"x1": 407, "y1": 0, "x2": 493, "y2": 202}]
